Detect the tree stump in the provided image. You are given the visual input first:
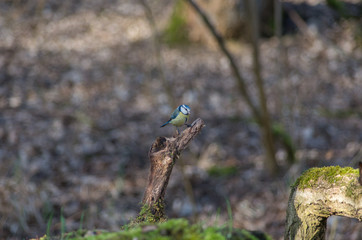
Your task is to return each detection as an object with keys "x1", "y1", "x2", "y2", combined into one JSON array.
[
  {"x1": 284, "y1": 166, "x2": 362, "y2": 240},
  {"x1": 136, "y1": 118, "x2": 205, "y2": 223}
]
